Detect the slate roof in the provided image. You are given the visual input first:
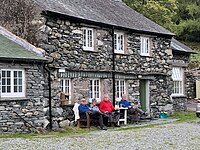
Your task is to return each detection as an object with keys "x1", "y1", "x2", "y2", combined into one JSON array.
[
  {"x1": 0, "y1": 27, "x2": 47, "y2": 61},
  {"x1": 33, "y1": 0, "x2": 174, "y2": 36},
  {"x1": 171, "y1": 38, "x2": 195, "y2": 53}
]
